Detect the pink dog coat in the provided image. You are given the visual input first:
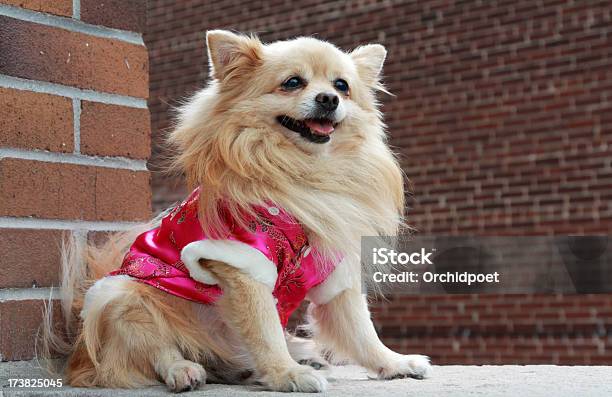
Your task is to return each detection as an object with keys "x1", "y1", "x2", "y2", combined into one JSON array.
[{"x1": 110, "y1": 188, "x2": 338, "y2": 327}]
